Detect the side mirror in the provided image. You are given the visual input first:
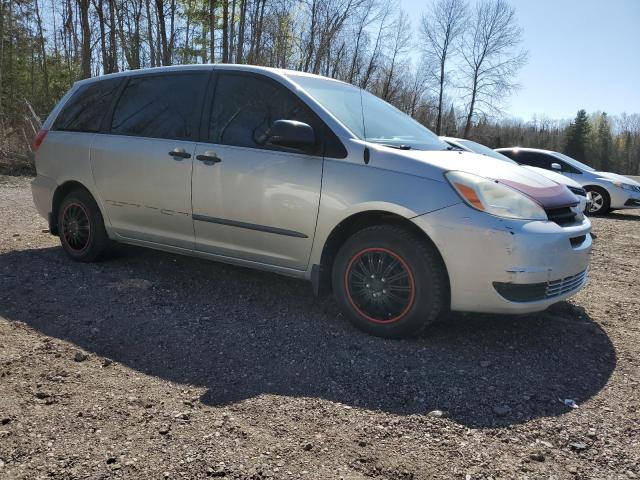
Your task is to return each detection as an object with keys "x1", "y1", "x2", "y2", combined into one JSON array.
[
  {"x1": 267, "y1": 120, "x2": 315, "y2": 151},
  {"x1": 550, "y1": 162, "x2": 562, "y2": 171}
]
